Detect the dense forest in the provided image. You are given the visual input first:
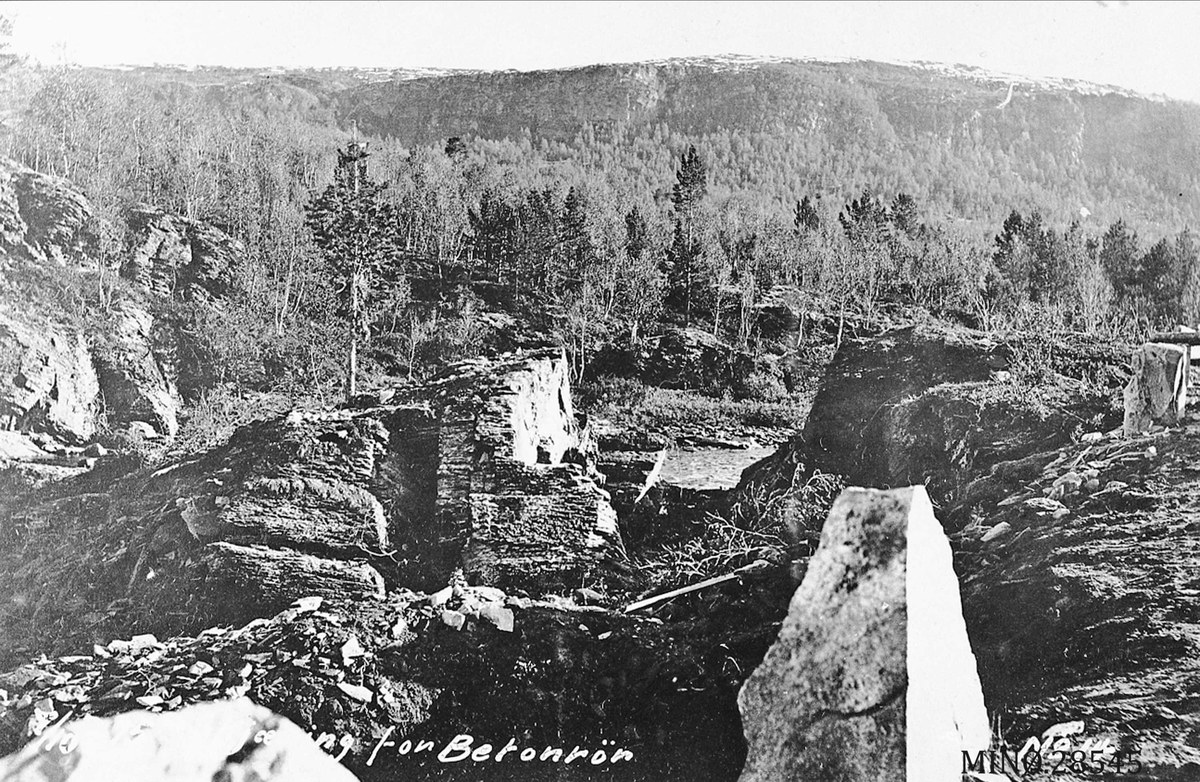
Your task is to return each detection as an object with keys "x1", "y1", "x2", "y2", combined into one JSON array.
[{"x1": 3, "y1": 55, "x2": 1199, "y2": 406}]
